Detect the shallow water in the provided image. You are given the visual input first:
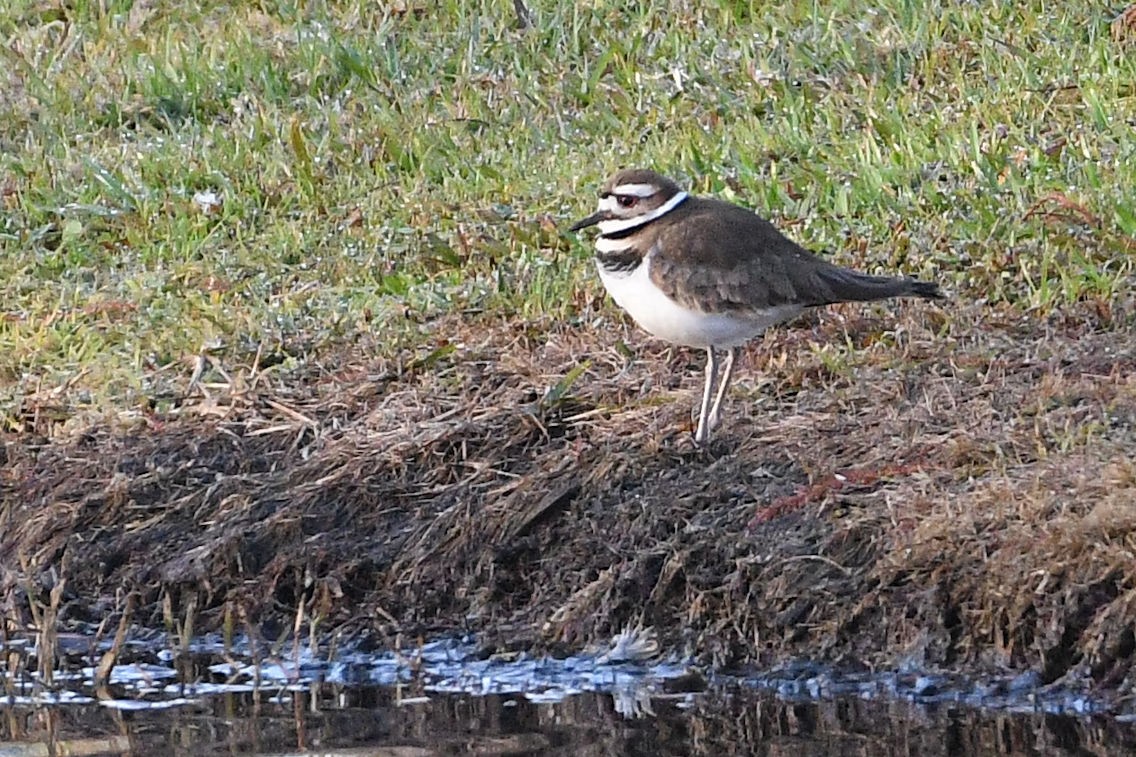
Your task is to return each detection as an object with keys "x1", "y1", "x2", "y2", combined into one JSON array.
[
  {"x1": 2, "y1": 634, "x2": 1134, "y2": 756},
  {"x1": 5, "y1": 685, "x2": 1136, "y2": 756}
]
